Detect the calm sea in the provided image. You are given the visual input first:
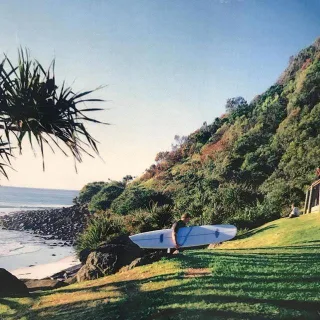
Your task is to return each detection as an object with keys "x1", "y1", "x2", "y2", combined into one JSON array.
[
  {"x1": 0, "y1": 186, "x2": 79, "y2": 271},
  {"x1": 0, "y1": 186, "x2": 78, "y2": 214}
]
